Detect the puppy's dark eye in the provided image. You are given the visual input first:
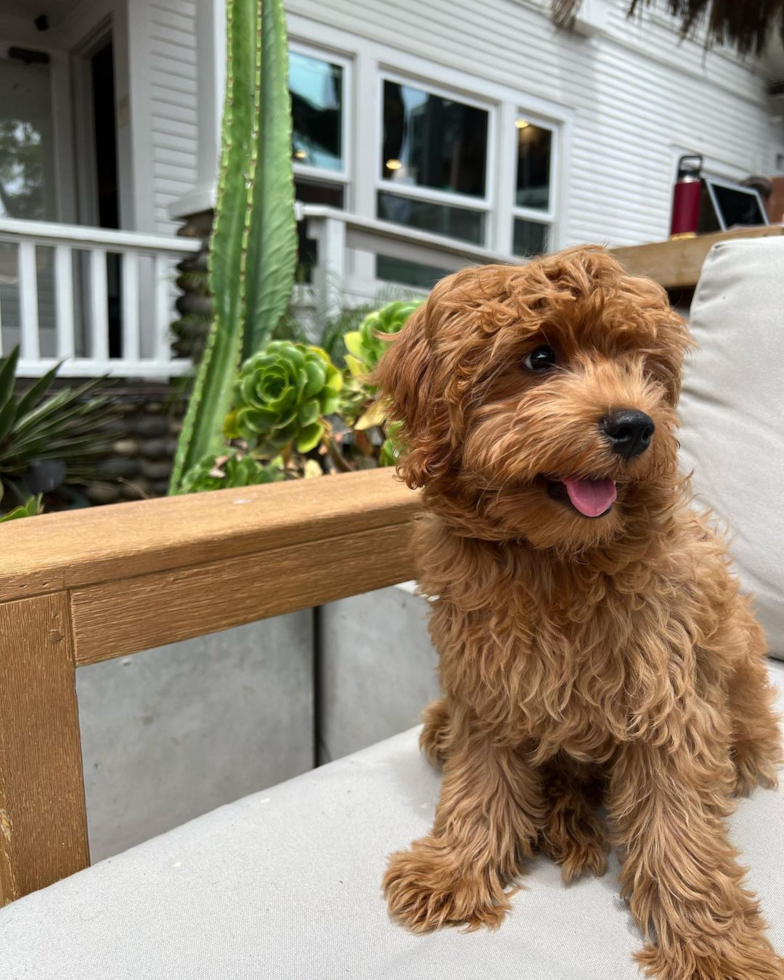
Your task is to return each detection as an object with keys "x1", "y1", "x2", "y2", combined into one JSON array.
[{"x1": 524, "y1": 345, "x2": 556, "y2": 373}]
